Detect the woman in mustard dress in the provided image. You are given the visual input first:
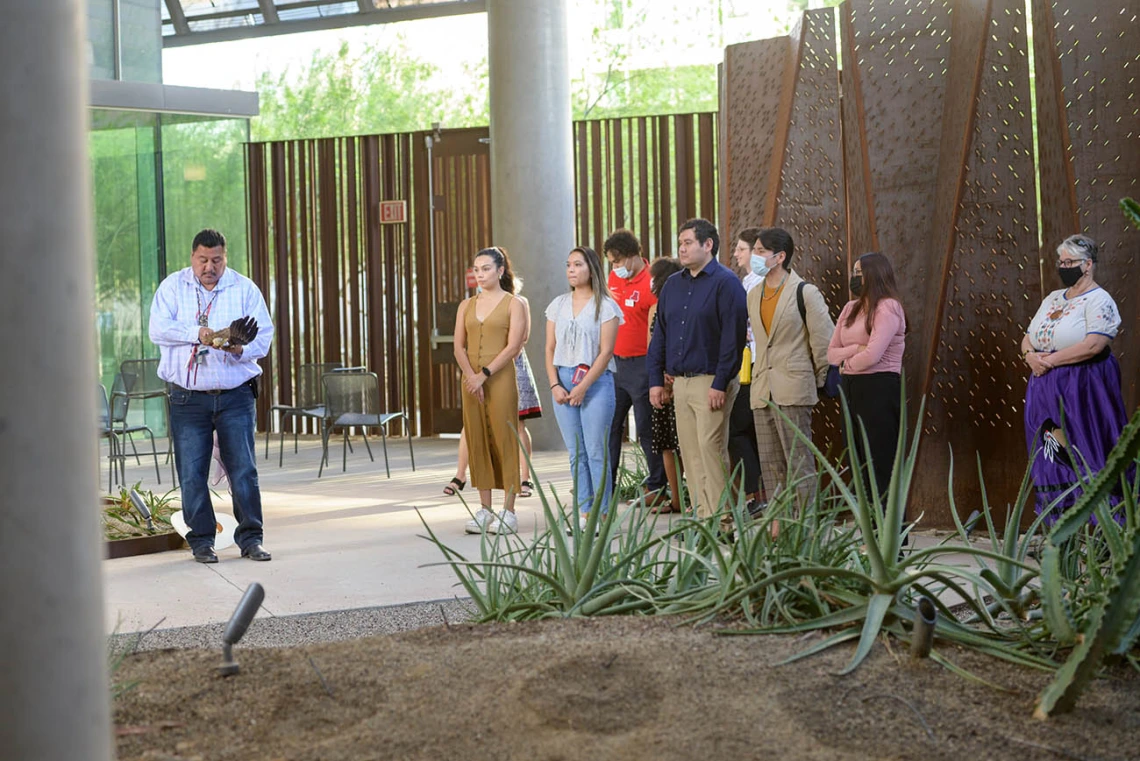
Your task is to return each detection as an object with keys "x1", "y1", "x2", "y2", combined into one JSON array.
[{"x1": 454, "y1": 246, "x2": 527, "y2": 534}]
